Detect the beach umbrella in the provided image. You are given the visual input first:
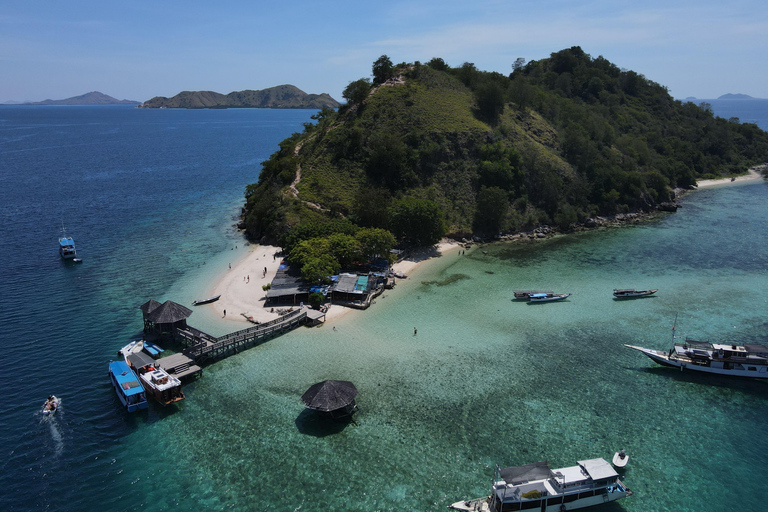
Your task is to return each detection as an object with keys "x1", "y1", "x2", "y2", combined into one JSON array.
[{"x1": 301, "y1": 380, "x2": 358, "y2": 412}]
